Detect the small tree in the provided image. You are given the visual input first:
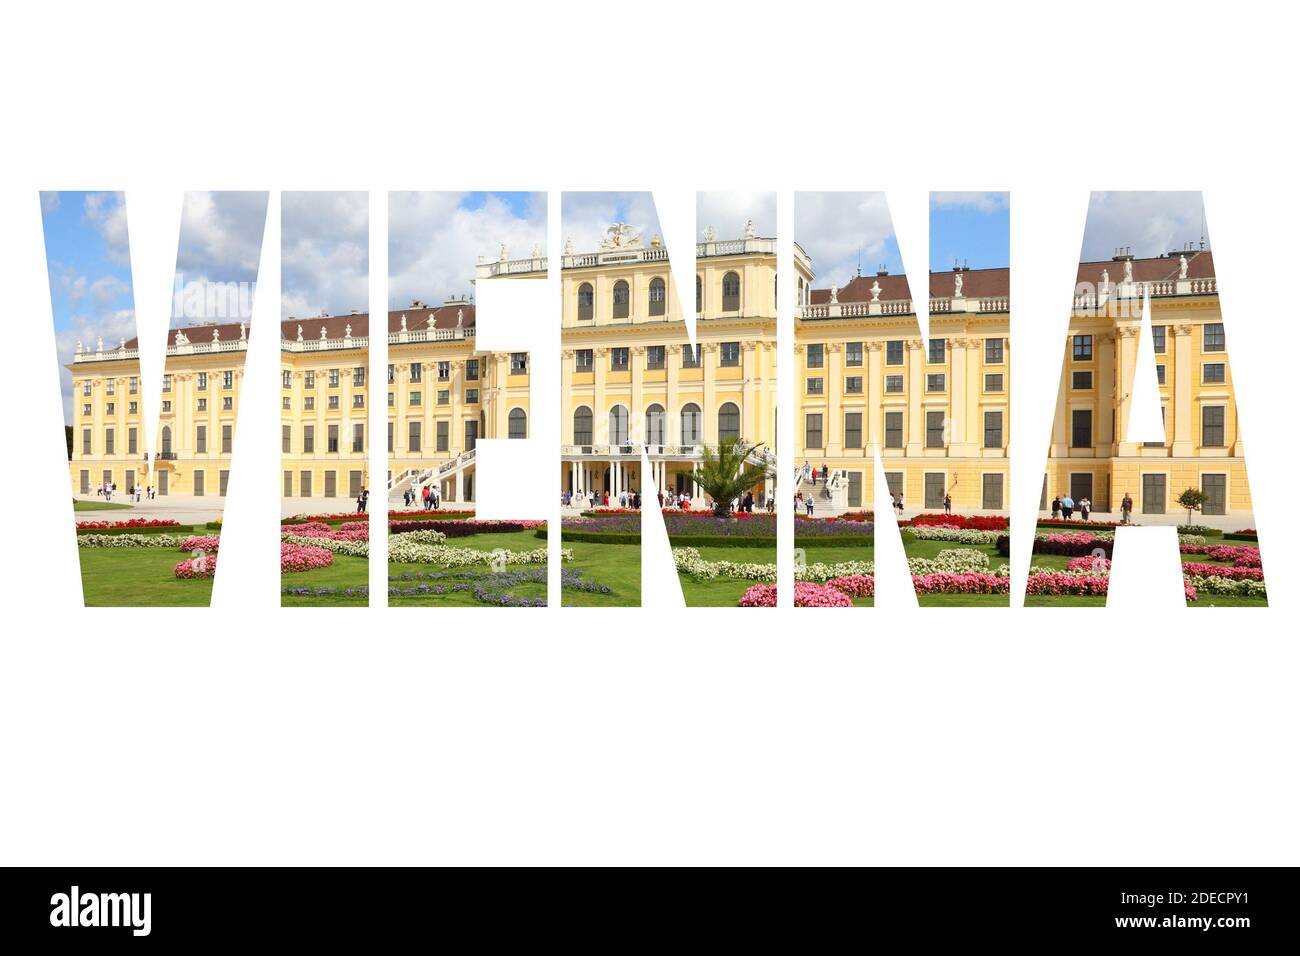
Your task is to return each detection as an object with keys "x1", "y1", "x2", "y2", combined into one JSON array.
[
  {"x1": 1177, "y1": 487, "x2": 1207, "y2": 525},
  {"x1": 694, "y1": 438, "x2": 772, "y2": 517}
]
